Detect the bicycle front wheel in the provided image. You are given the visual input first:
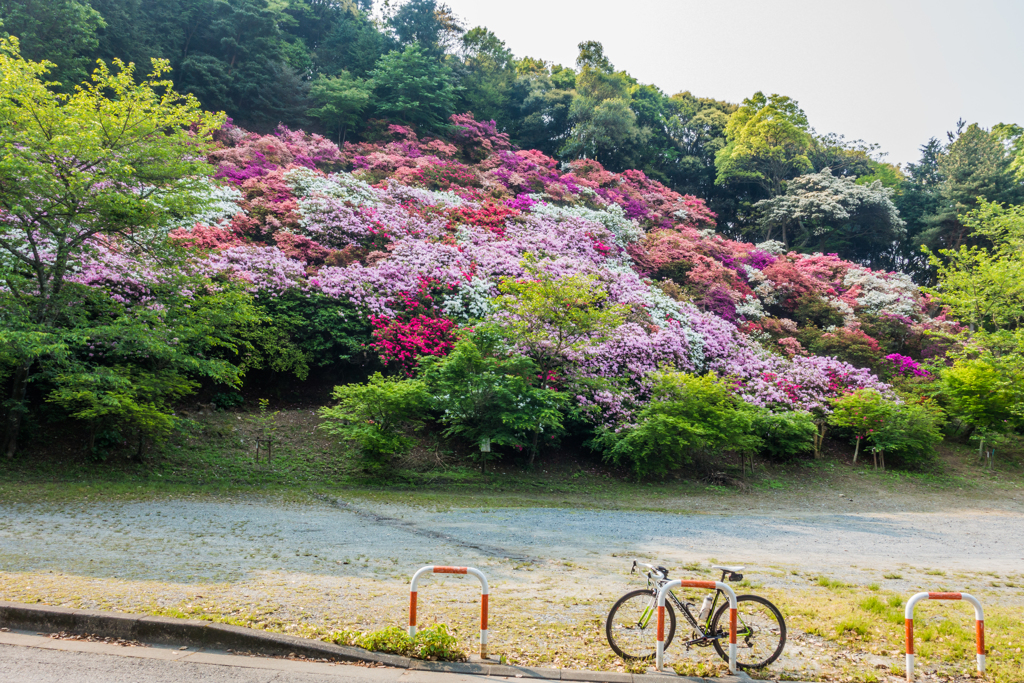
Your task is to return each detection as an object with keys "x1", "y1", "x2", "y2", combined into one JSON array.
[
  {"x1": 605, "y1": 589, "x2": 676, "y2": 661},
  {"x1": 710, "y1": 594, "x2": 786, "y2": 669}
]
